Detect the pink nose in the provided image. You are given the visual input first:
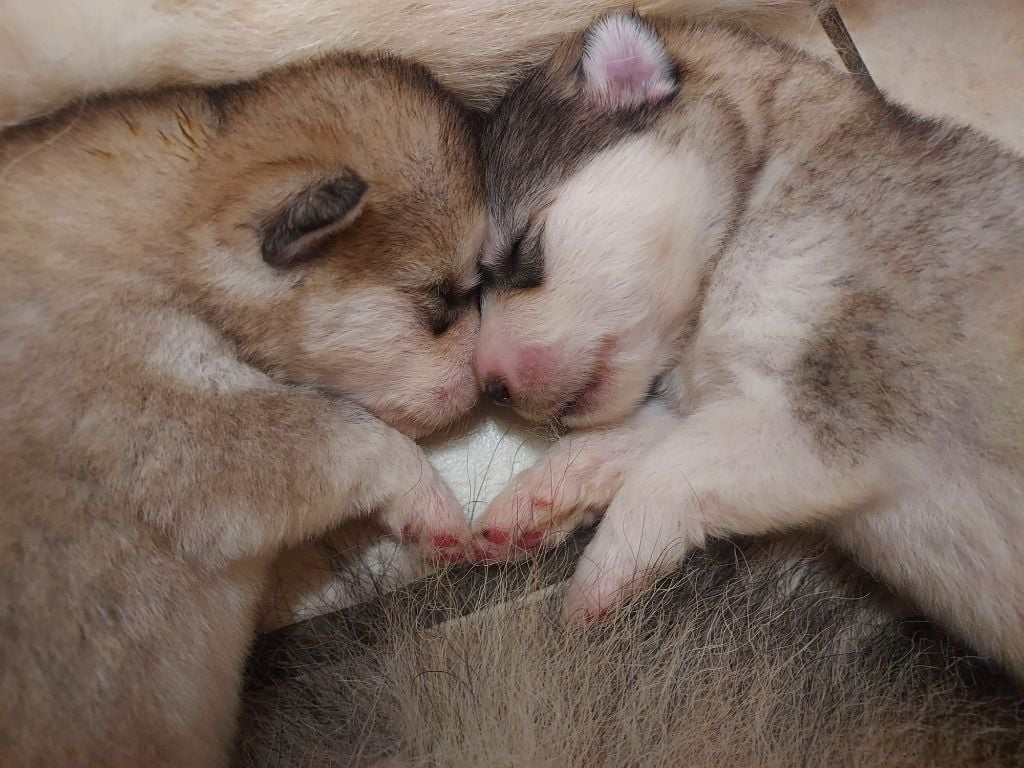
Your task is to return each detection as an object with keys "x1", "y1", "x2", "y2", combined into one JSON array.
[{"x1": 475, "y1": 343, "x2": 560, "y2": 408}]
